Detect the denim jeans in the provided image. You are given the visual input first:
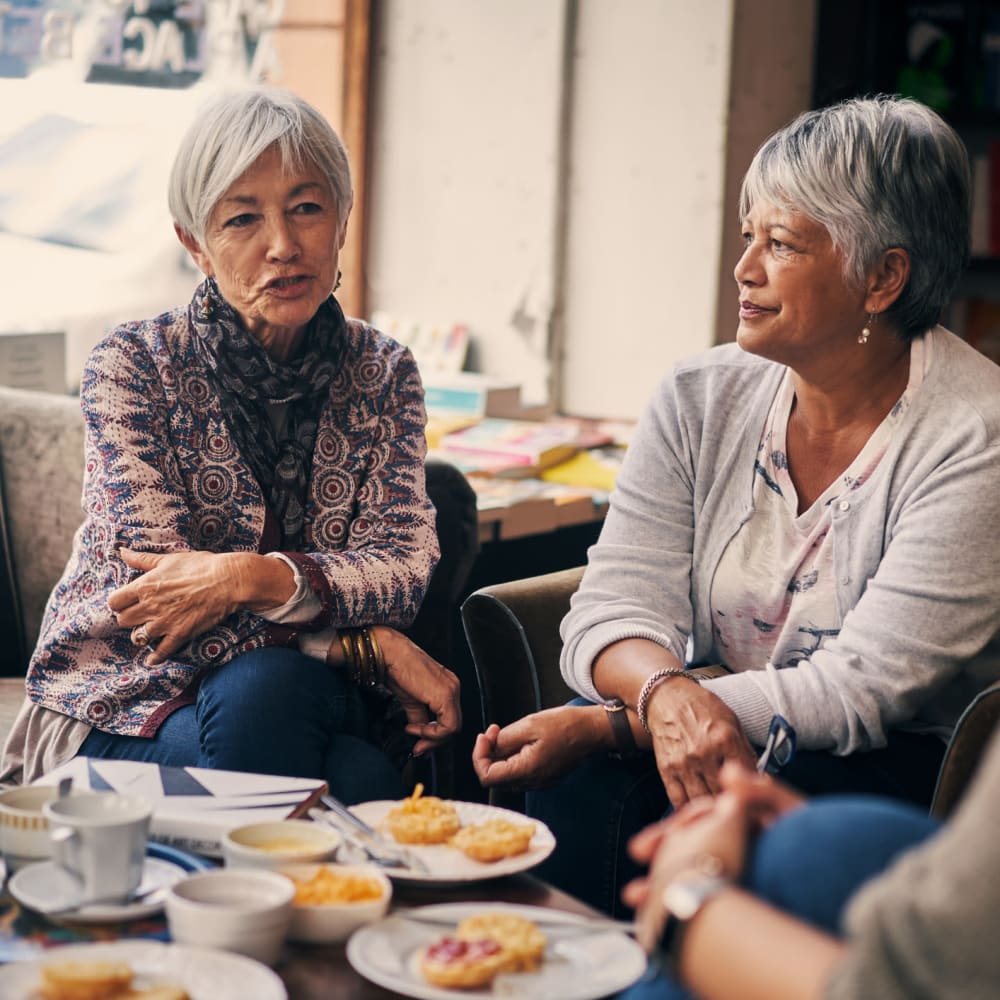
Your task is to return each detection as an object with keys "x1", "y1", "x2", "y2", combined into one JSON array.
[
  {"x1": 526, "y1": 698, "x2": 945, "y2": 917},
  {"x1": 618, "y1": 795, "x2": 941, "y2": 999},
  {"x1": 78, "y1": 647, "x2": 406, "y2": 804}
]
